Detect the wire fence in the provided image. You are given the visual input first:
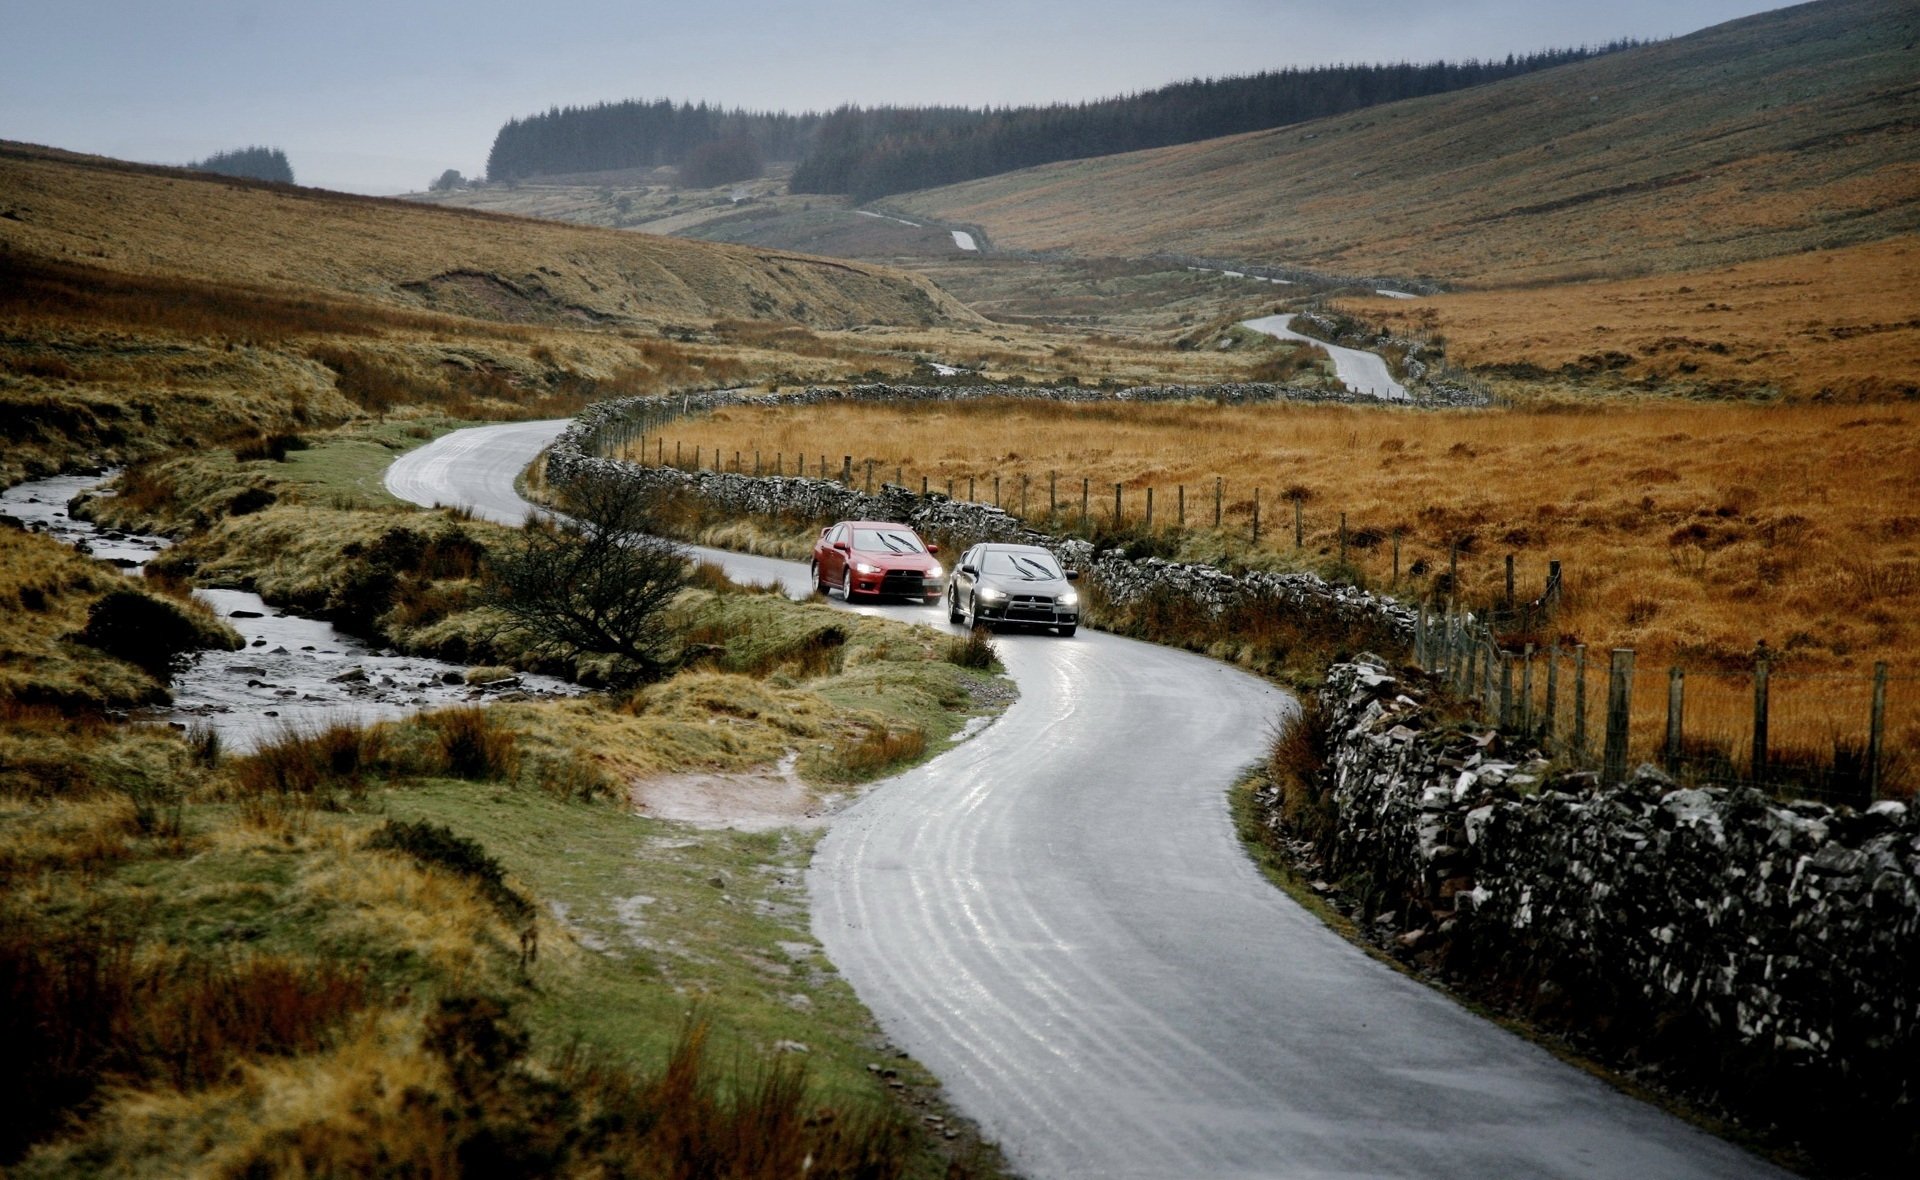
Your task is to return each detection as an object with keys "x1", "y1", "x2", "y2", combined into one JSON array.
[
  {"x1": 1415, "y1": 608, "x2": 1912, "y2": 807},
  {"x1": 595, "y1": 403, "x2": 1912, "y2": 806}
]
